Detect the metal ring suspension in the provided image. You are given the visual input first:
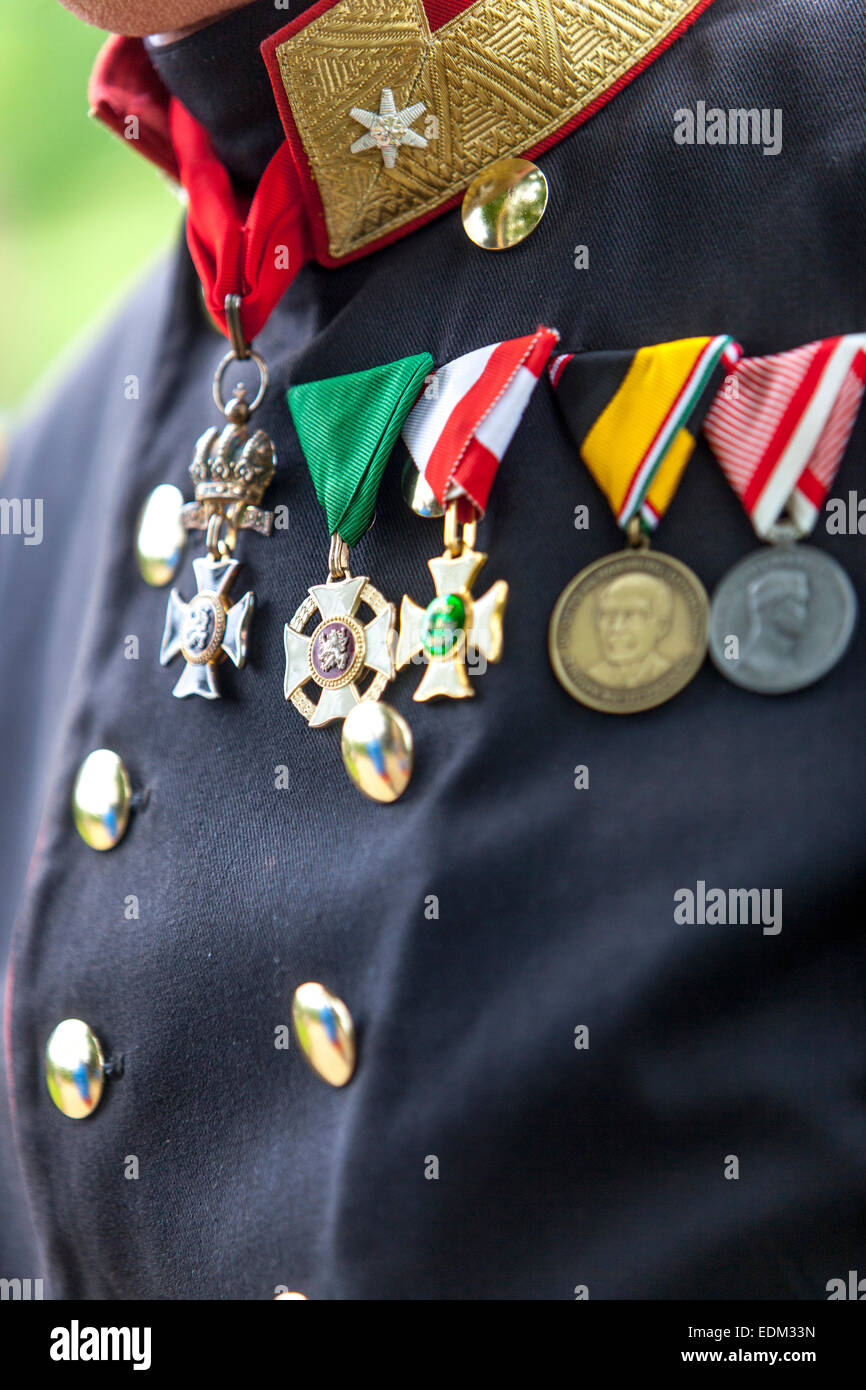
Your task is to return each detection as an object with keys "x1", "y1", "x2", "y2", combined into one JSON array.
[
  {"x1": 766, "y1": 516, "x2": 807, "y2": 545},
  {"x1": 205, "y1": 510, "x2": 238, "y2": 560},
  {"x1": 328, "y1": 533, "x2": 351, "y2": 581},
  {"x1": 444, "y1": 500, "x2": 477, "y2": 557},
  {"x1": 224, "y1": 294, "x2": 250, "y2": 360},
  {"x1": 212, "y1": 295, "x2": 269, "y2": 415}
]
